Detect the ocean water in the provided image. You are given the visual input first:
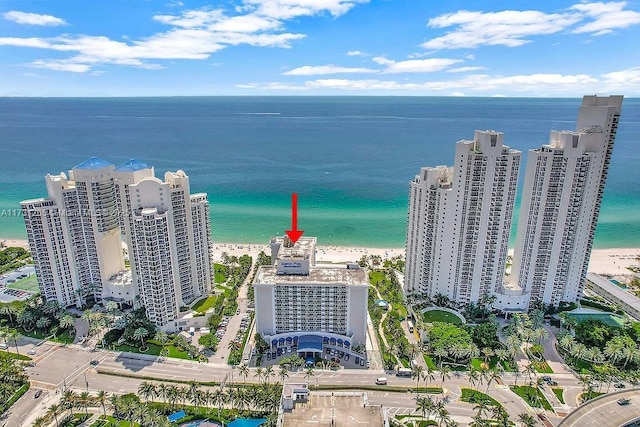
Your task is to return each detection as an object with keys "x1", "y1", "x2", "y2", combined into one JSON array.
[{"x1": 0, "y1": 97, "x2": 638, "y2": 248}]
